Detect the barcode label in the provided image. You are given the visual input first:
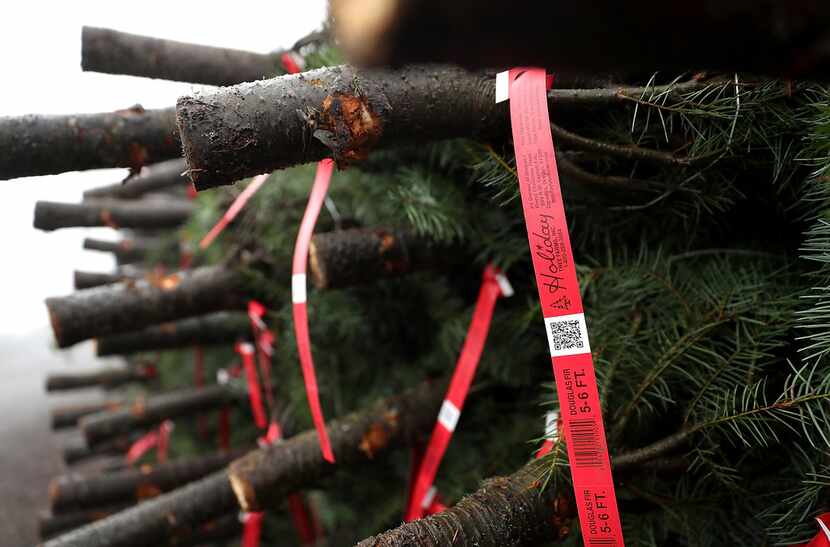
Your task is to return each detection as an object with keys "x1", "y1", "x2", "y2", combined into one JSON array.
[
  {"x1": 545, "y1": 313, "x2": 591, "y2": 357},
  {"x1": 569, "y1": 418, "x2": 604, "y2": 469}
]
